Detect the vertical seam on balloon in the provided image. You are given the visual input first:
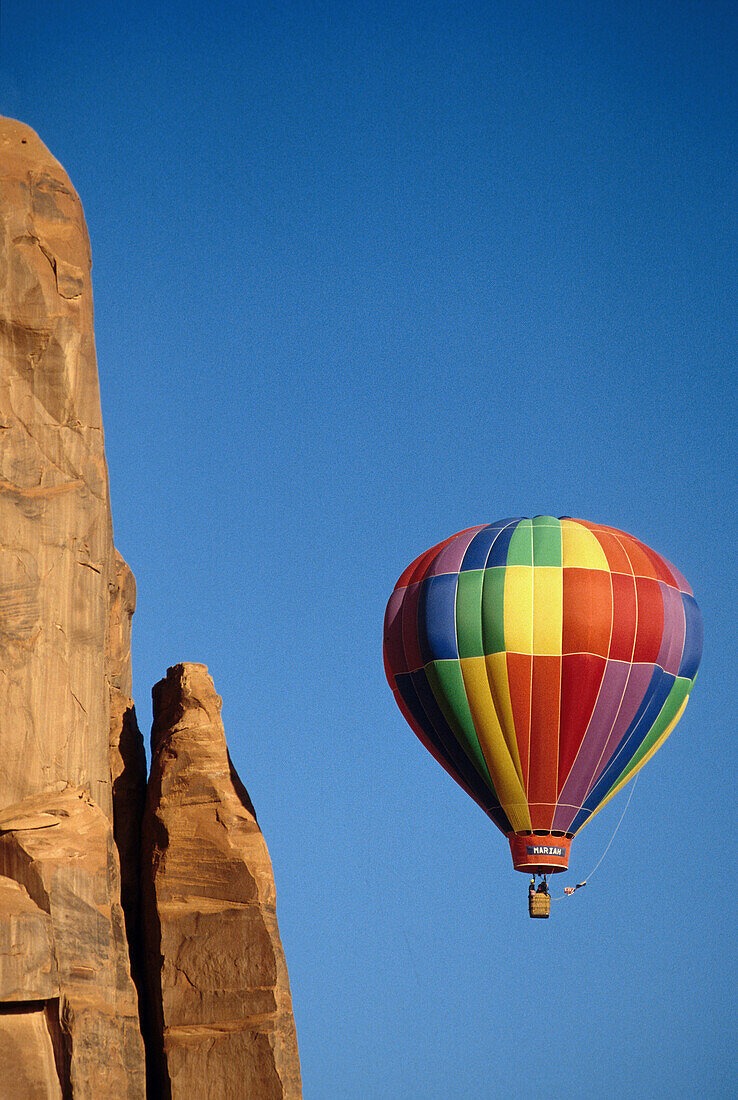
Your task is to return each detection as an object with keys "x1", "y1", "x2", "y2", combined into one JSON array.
[
  {"x1": 555, "y1": 524, "x2": 616, "y2": 813},
  {"x1": 596, "y1": 574, "x2": 687, "y2": 797},
  {"x1": 572, "y1": 530, "x2": 641, "y2": 822},
  {"x1": 433, "y1": 527, "x2": 504, "y2": 807},
  {"x1": 474, "y1": 522, "x2": 530, "y2": 829},
  {"x1": 676, "y1": 583, "x2": 688, "y2": 674},
  {"x1": 526, "y1": 521, "x2": 534, "y2": 800},
  {"x1": 675, "y1": 582, "x2": 688, "y2": 675},
  {"x1": 399, "y1": 542, "x2": 484, "y2": 806},
  {"x1": 574, "y1": 693, "x2": 690, "y2": 834},
  {"x1": 481, "y1": 522, "x2": 525, "y2": 785},
  {"x1": 552, "y1": 518, "x2": 564, "y2": 831}
]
